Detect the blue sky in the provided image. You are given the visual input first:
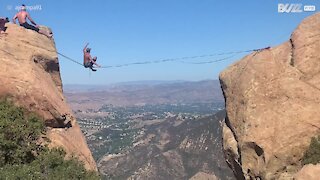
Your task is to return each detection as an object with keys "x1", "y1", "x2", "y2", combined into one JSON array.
[{"x1": 1, "y1": 0, "x2": 319, "y2": 84}]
